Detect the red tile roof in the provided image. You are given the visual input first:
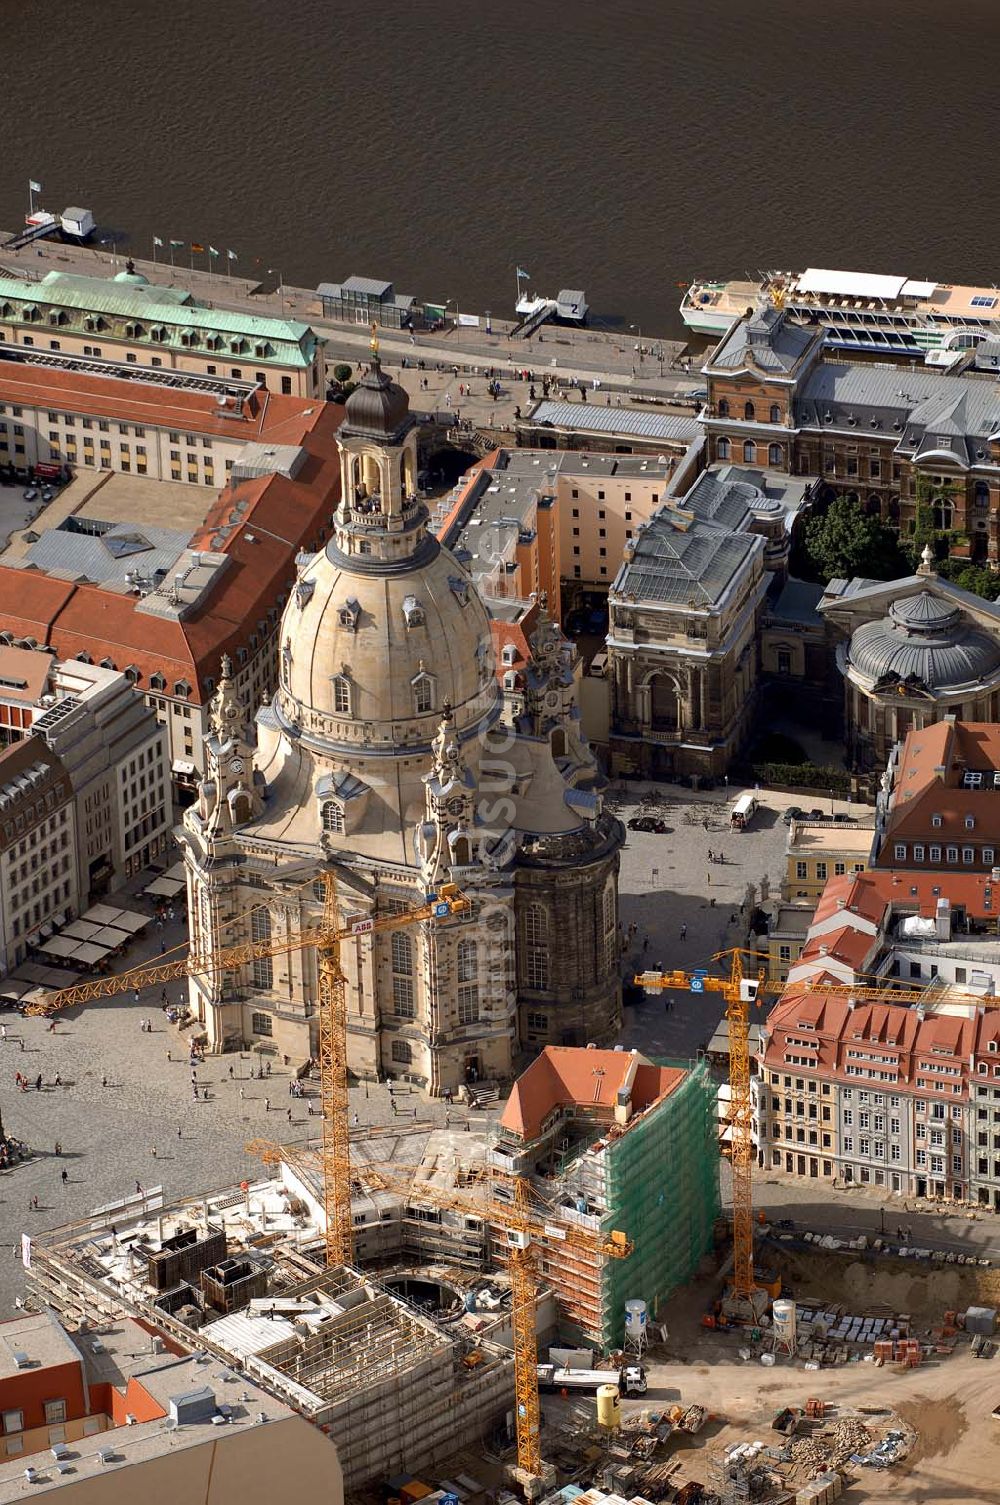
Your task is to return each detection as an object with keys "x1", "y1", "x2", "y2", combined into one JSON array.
[
  {"x1": 798, "y1": 923, "x2": 878, "y2": 973},
  {"x1": 0, "y1": 361, "x2": 323, "y2": 441},
  {"x1": 490, "y1": 602, "x2": 539, "y2": 684},
  {"x1": 500, "y1": 1045, "x2": 684, "y2": 1142},
  {"x1": 0, "y1": 407, "x2": 343, "y2": 700},
  {"x1": 877, "y1": 720, "x2": 1000, "y2": 858},
  {"x1": 811, "y1": 871, "x2": 888, "y2": 928}
]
